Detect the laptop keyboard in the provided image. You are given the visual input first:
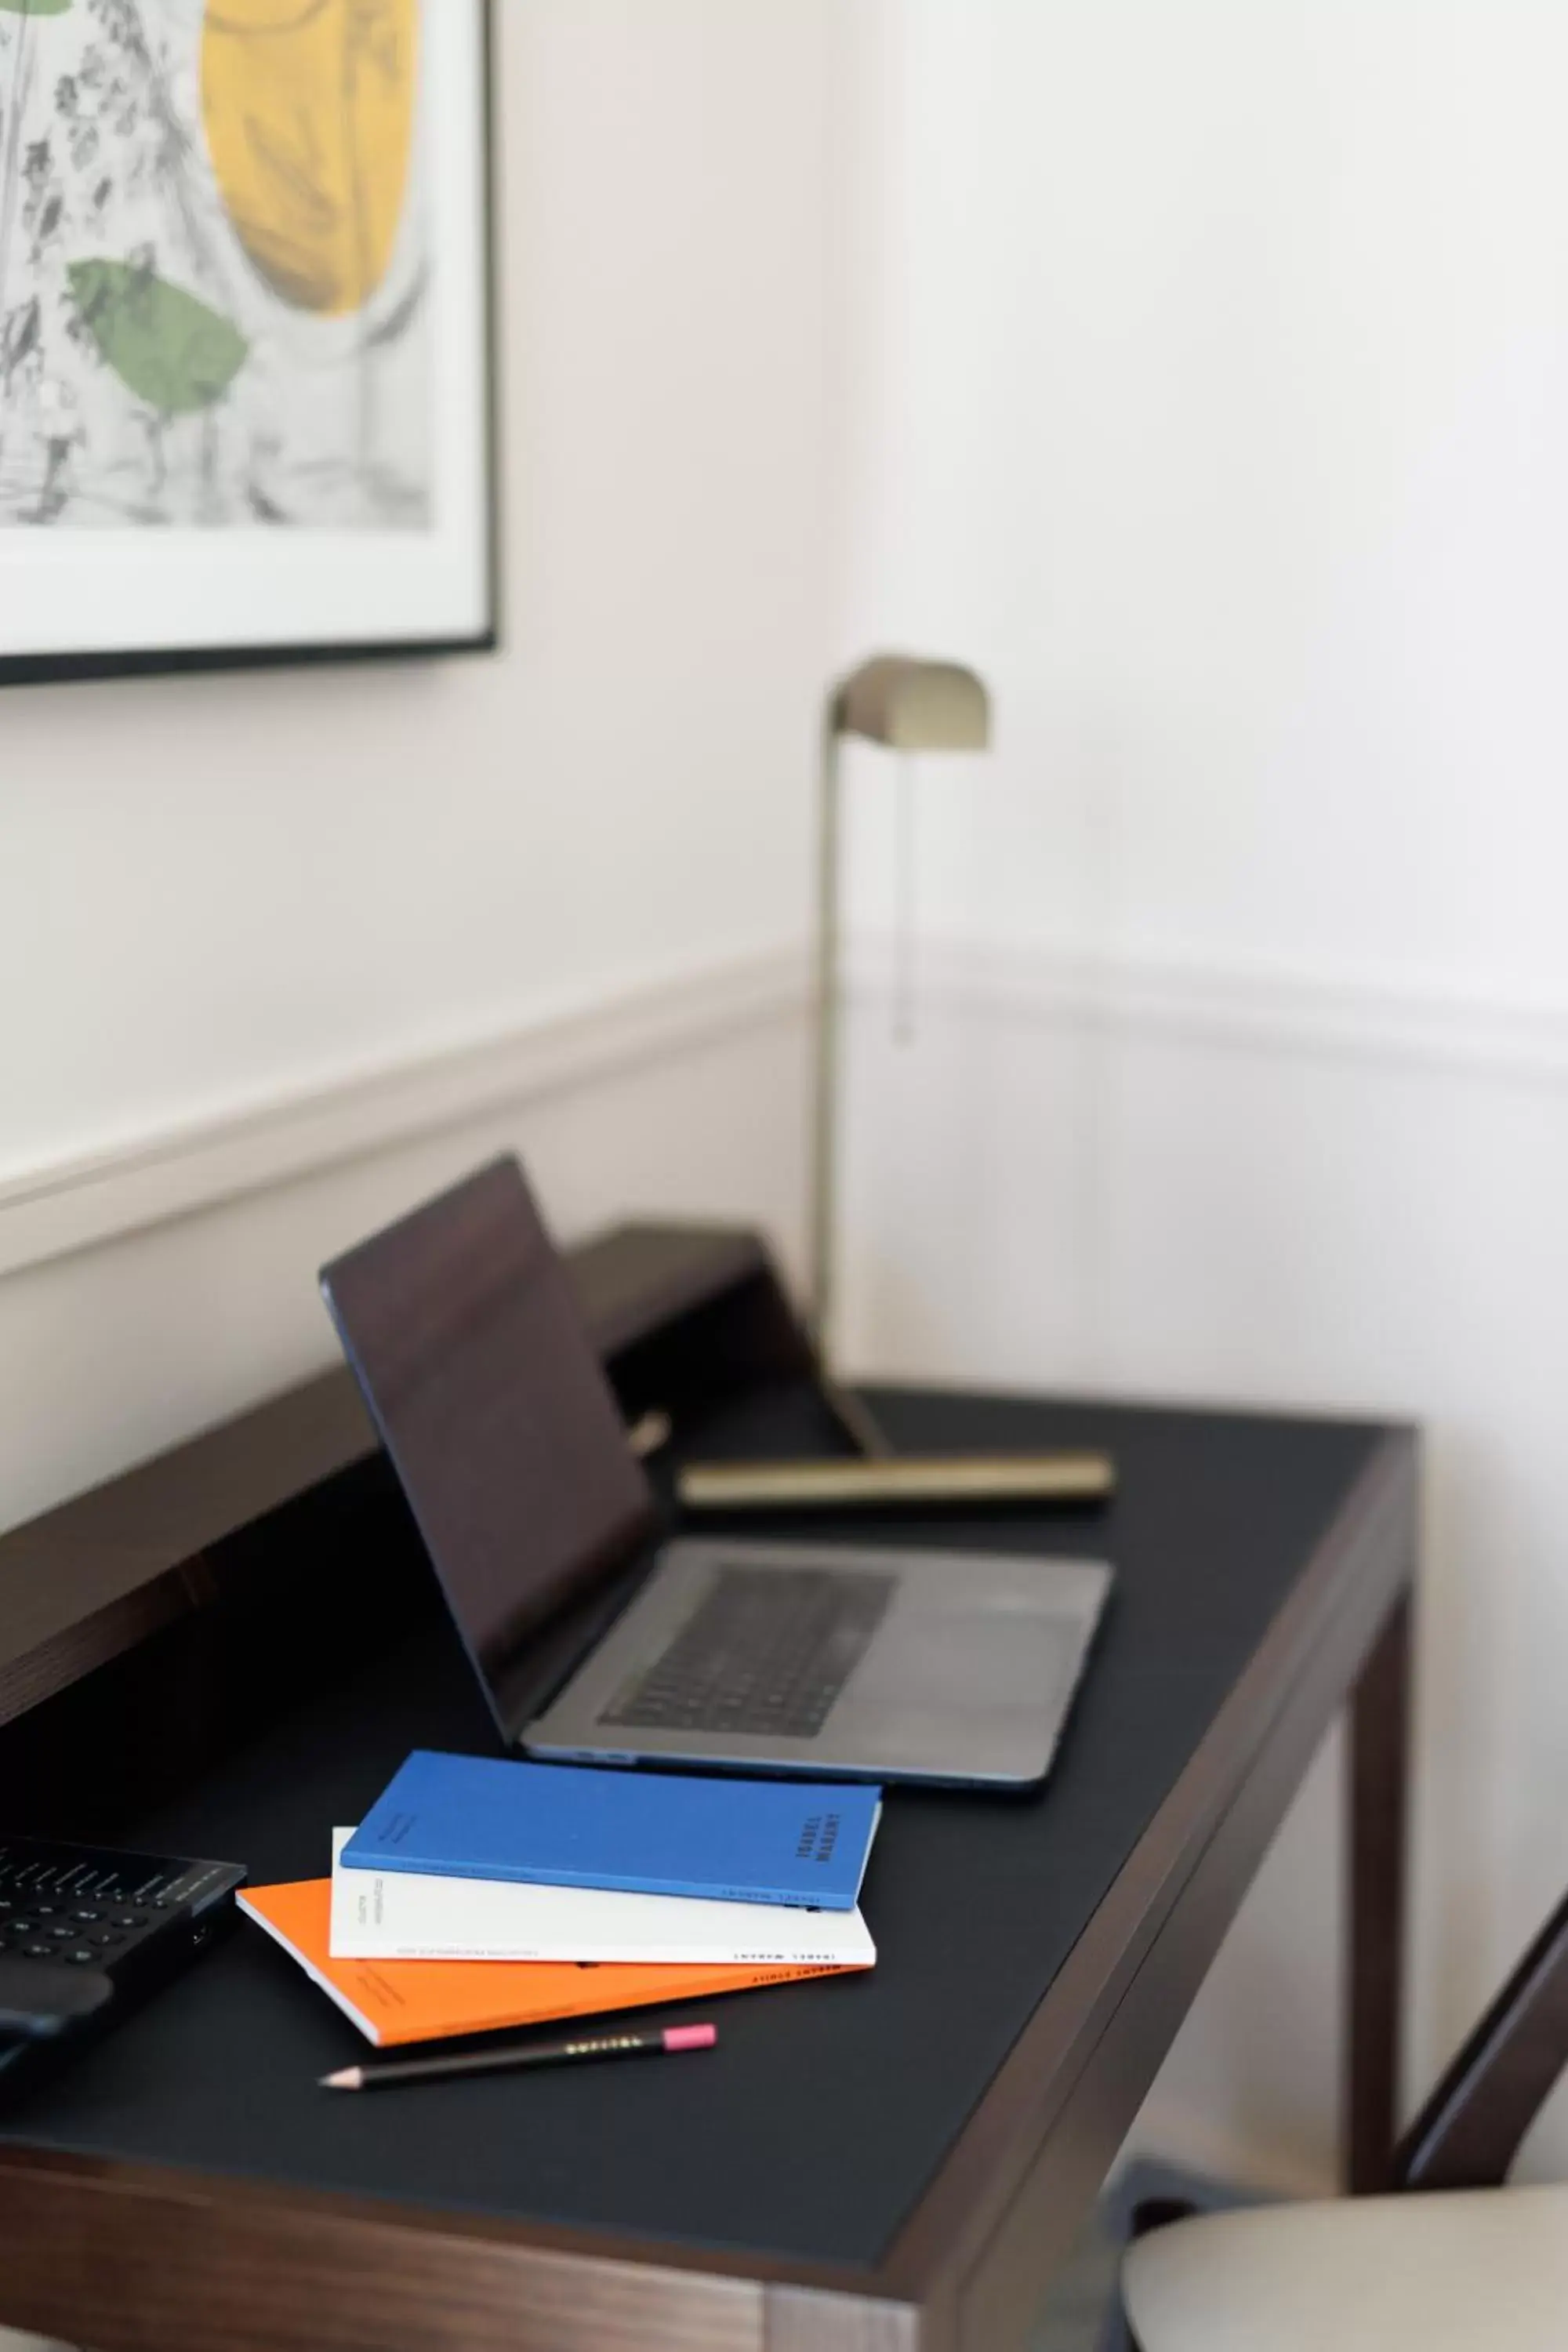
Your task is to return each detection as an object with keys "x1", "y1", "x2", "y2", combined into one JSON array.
[{"x1": 601, "y1": 1565, "x2": 896, "y2": 1740}]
